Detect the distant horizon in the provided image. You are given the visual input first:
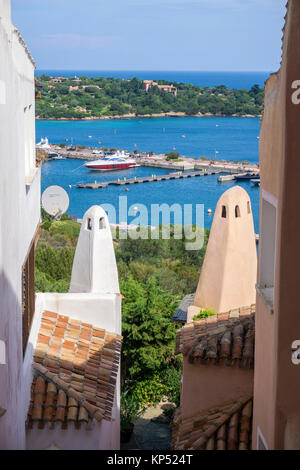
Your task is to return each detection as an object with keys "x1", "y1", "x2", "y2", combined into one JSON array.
[
  {"x1": 36, "y1": 69, "x2": 273, "y2": 73},
  {"x1": 34, "y1": 70, "x2": 270, "y2": 91}
]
